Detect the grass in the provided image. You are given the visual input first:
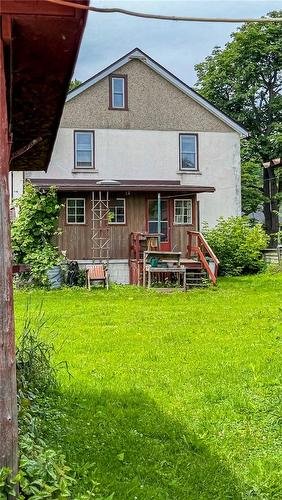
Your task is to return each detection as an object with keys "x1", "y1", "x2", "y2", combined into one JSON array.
[{"x1": 14, "y1": 274, "x2": 282, "y2": 499}]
